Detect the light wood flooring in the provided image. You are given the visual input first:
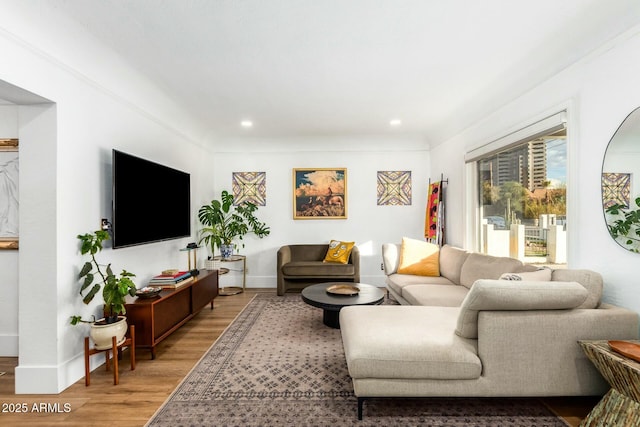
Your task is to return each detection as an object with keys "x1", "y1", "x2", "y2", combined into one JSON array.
[{"x1": 0, "y1": 289, "x2": 598, "y2": 426}]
